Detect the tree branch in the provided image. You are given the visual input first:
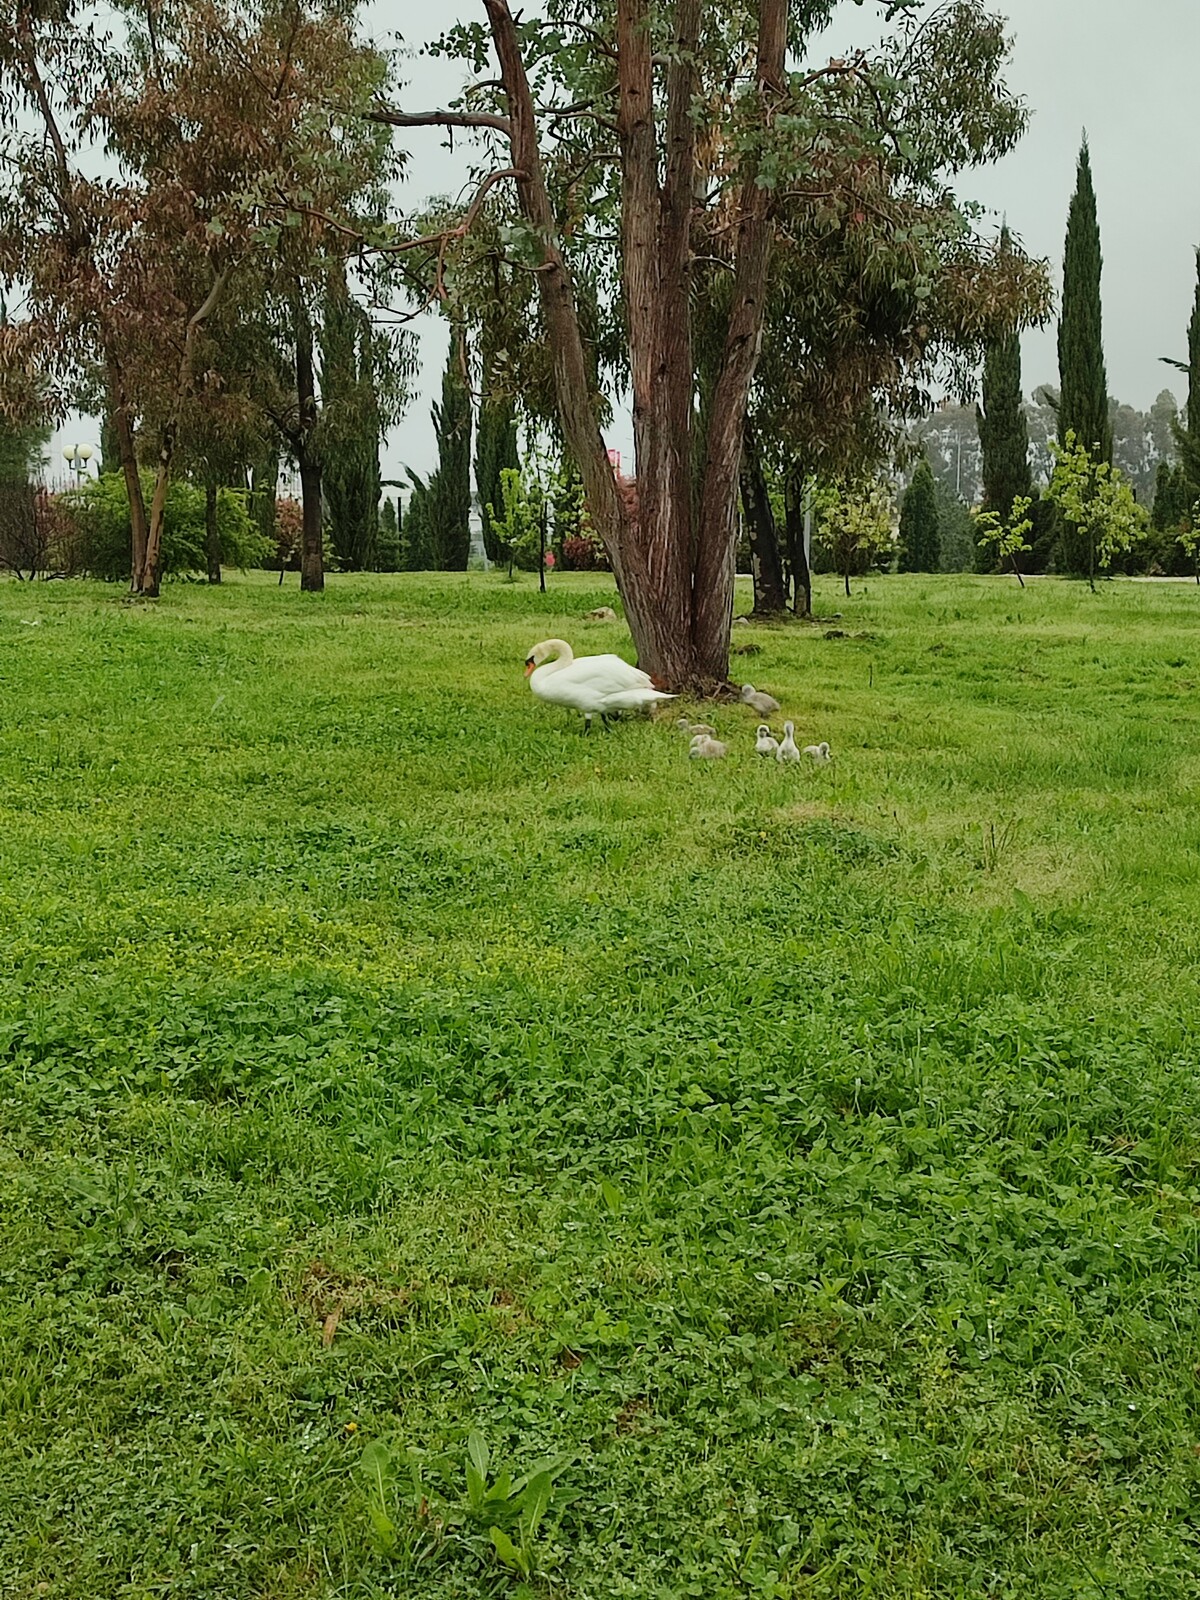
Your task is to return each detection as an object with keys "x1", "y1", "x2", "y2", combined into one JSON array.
[{"x1": 369, "y1": 107, "x2": 512, "y2": 136}]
